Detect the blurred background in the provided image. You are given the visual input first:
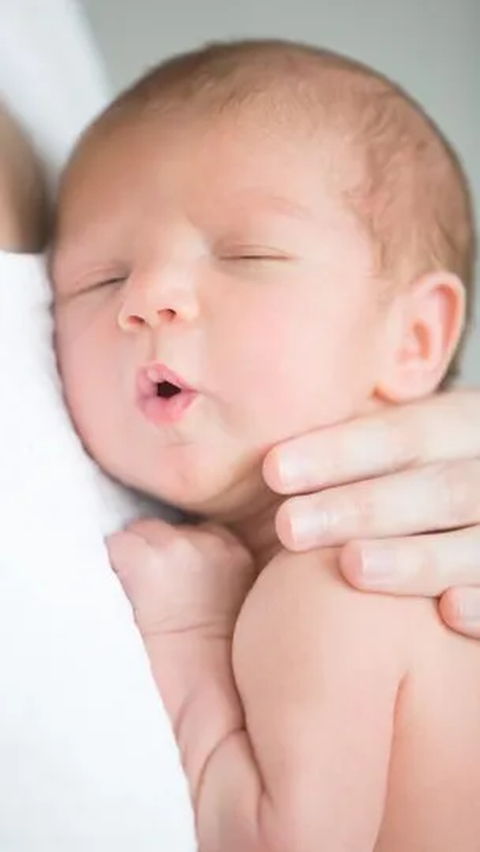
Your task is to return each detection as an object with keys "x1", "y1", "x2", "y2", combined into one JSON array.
[{"x1": 80, "y1": 0, "x2": 479, "y2": 382}]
